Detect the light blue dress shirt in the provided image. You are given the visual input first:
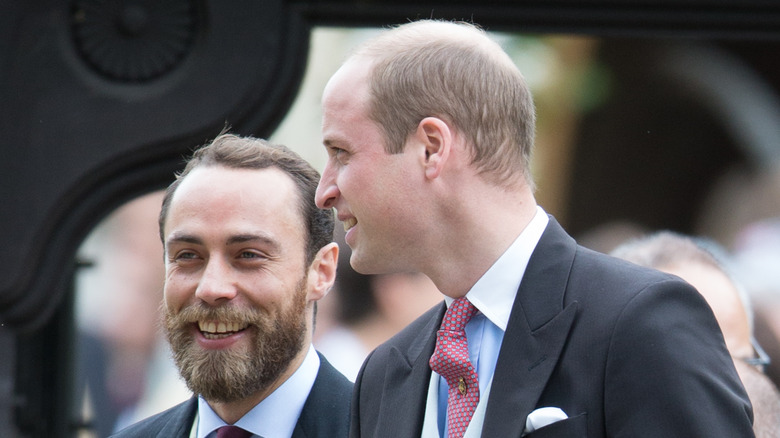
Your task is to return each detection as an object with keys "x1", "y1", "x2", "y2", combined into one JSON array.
[
  {"x1": 435, "y1": 207, "x2": 549, "y2": 437},
  {"x1": 196, "y1": 345, "x2": 319, "y2": 438}
]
